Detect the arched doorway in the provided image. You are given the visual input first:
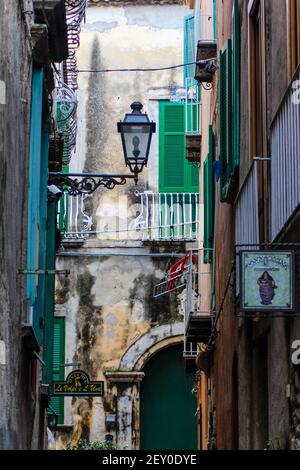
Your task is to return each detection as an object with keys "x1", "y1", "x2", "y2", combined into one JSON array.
[{"x1": 140, "y1": 344, "x2": 197, "y2": 450}]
